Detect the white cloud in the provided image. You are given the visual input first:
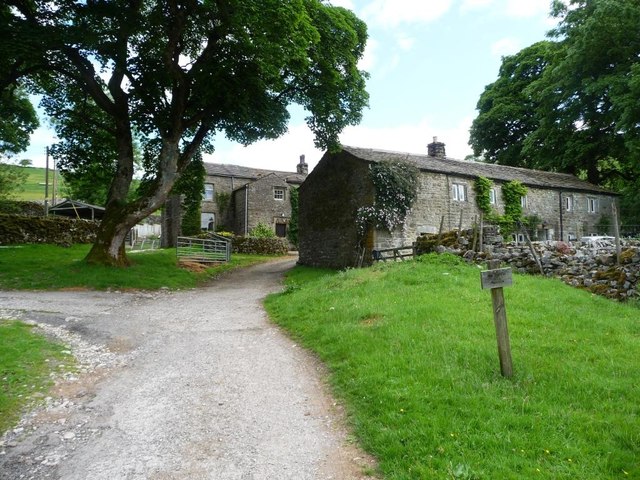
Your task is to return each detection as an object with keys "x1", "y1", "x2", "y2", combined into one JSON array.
[
  {"x1": 18, "y1": 126, "x2": 58, "y2": 168},
  {"x1": 505, "y1": 0, "x2": 550, "y2": 18},
  {"x1": 460, "y1": 0, "x2": 495, "y2": 12},
  {"x1": 204, "y1": 115, "x2": 475, "y2": 175},
  {"x1": 338, "y1": 115, "x2": 474, "y2": 160},
  {"x1": 396, "y1": 34, "x2": 415, "y2": 51},
  {"x1": 362, "y1": 0, "x2": 453, "y2": 28},
  {"x1": 359, "y1": 37, "x2": 378, "y2": 72},
  {"x1": 328, "y1": 0, "x2": 355, "y2": 9},
  {"x1": 490, "y1": 37, "x2": 521, "y2": 57},
  {"x1": 205, "y1": 124, "x2": 324, "y2": 174}
]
